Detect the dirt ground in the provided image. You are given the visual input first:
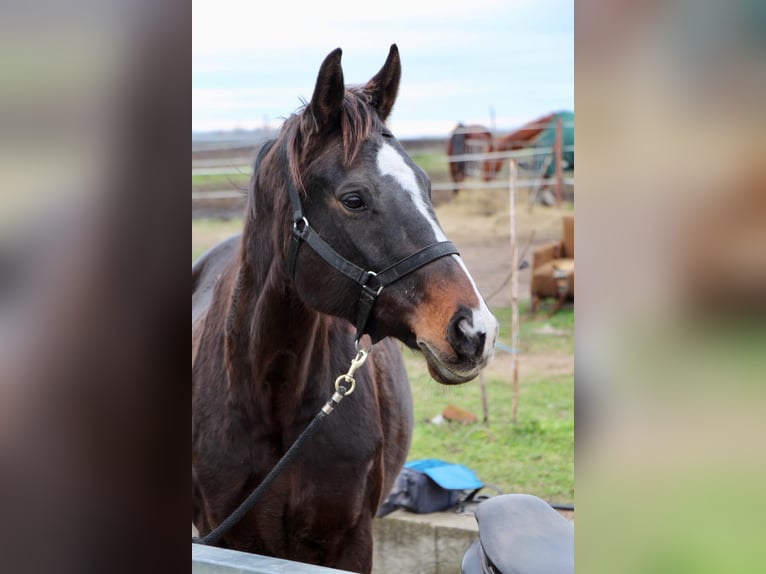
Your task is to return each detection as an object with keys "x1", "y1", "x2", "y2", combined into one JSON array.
[{"x1": 431, "y1": 186, "x2": 572, "y2": 308}]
